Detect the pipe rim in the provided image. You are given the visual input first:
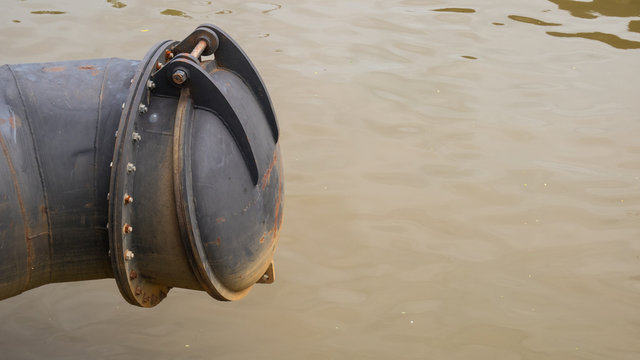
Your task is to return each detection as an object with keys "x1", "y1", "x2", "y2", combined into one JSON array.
[{"x1": 108, "y1": 40, "x2": 175, "y2": 307}]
